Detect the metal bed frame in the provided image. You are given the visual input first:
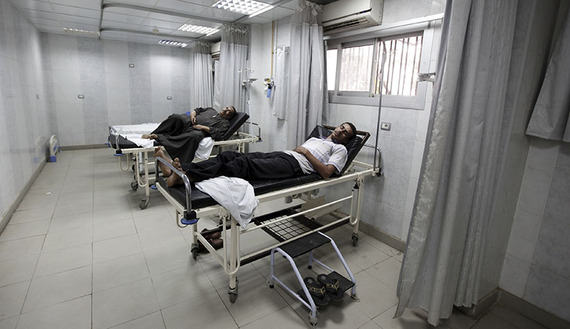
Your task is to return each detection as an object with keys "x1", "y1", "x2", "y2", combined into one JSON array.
[
  {"x1": 154, "y1": 126, "x2": 382, "y2": 303},
  {"x1": 107, "y1": 116, "x2": 260, "y2": 209}
]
